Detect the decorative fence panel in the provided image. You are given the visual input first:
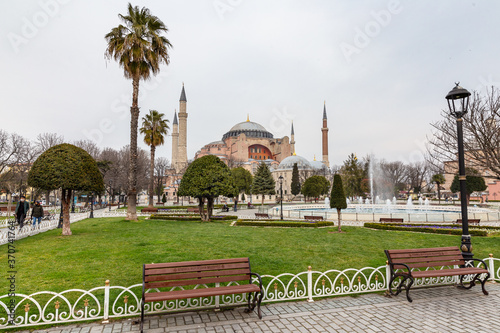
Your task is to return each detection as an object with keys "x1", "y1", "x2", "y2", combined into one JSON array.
[{"x1": 1, "y1": 258, "x2": 498, "y2": 329}]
